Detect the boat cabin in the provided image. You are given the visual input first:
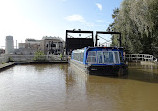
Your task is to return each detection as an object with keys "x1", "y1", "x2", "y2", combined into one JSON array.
[{"x1": 71, "y1": 47, "x2": 125, "y2": 65}]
